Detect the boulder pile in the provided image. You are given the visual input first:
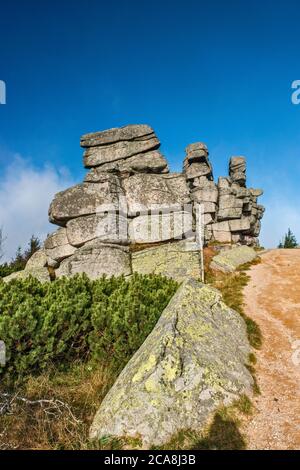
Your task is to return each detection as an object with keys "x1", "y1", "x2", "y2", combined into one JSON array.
[{"x1": 8, "y1": 124, "x2": 264, "y2": 281}]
